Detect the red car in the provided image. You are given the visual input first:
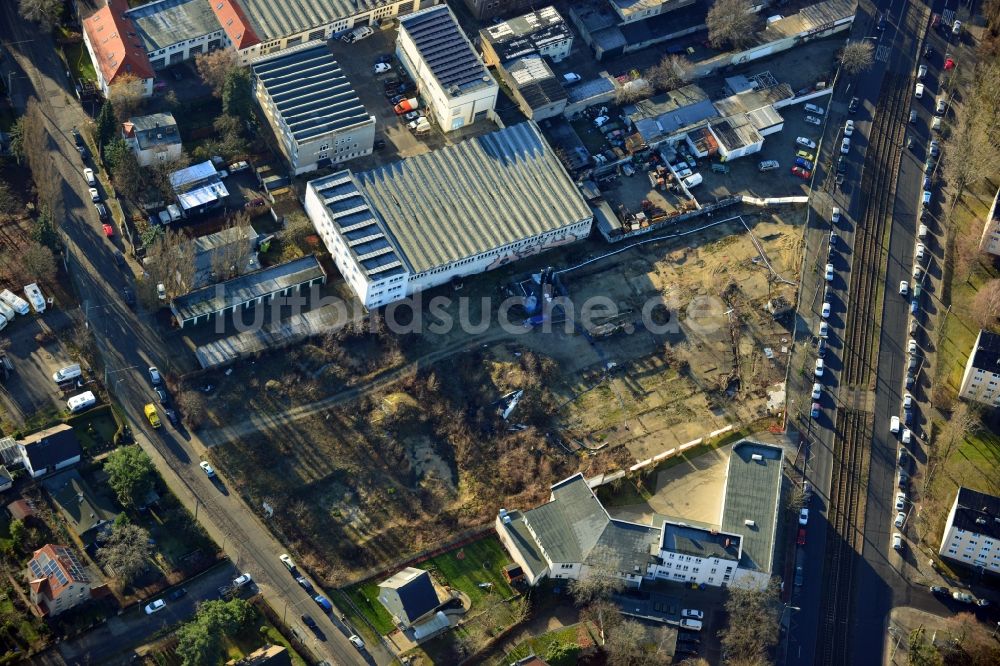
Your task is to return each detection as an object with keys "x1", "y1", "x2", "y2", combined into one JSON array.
[
  {"x1": 944, "y1": 56, "x2": 955, "y2": 70},
  {"x1": 791, "y1": 166, "x2": 811, "y2": 180},
  {"x1": 797, "y1": 528, "x2": 806, "y2": 545},
  {"x1": 102, "y1": 223, "x2": 114, "y2": 237}
]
